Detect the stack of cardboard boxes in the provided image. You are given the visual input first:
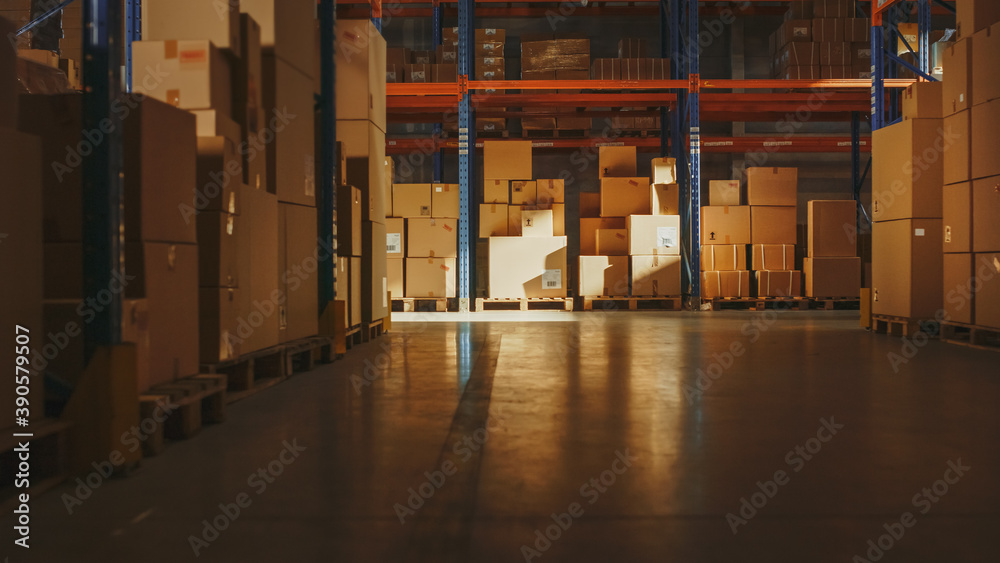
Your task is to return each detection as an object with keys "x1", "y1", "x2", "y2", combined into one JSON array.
[
  {"x1": 387, "y1": 182, "x2": 460, "y2": 299},
  {"x1": 700, "y1": 178, "x2": 752, "y2": 299},
  {"x1": 769, "y1": 0, "x2": 871, "y2": 80},
  {"x1": 590, "y1": 39, "x2": 670, "y2": 131},
  {"x1": 805, "y1": 201, "x2": 862, "y2": 298},
  {"x1": 0, "y1": 1, "x2": 31, "y2": 50},
  {"x1": 521, "y1": 33, "x2": 590, "y2": 130},
  {"x1": 578, "y1": 148, "x2": 681, "y2": 297},
  {"x1": 3, "y1": 0, "x2": 81, "y2": 90},
  {"x1": 747, "y1": 168, "x2": 802, "y2": 297}
]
